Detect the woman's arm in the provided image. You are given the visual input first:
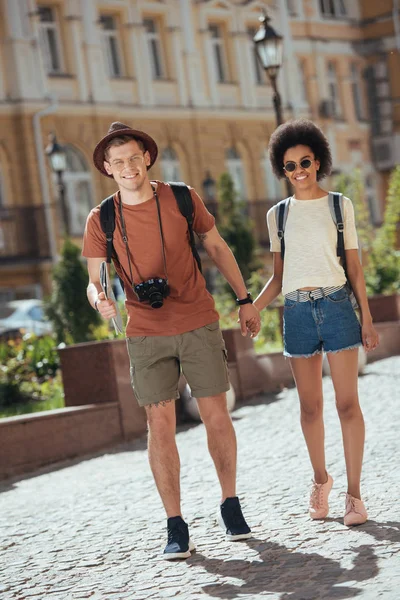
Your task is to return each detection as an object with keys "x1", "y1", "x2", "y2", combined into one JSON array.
[
  {"x1": 253, "y1": 252, "x2": 283, "y2": 312},
  {"x1": 345, "y1": 249, "x2": 379, "y2": 351}
]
